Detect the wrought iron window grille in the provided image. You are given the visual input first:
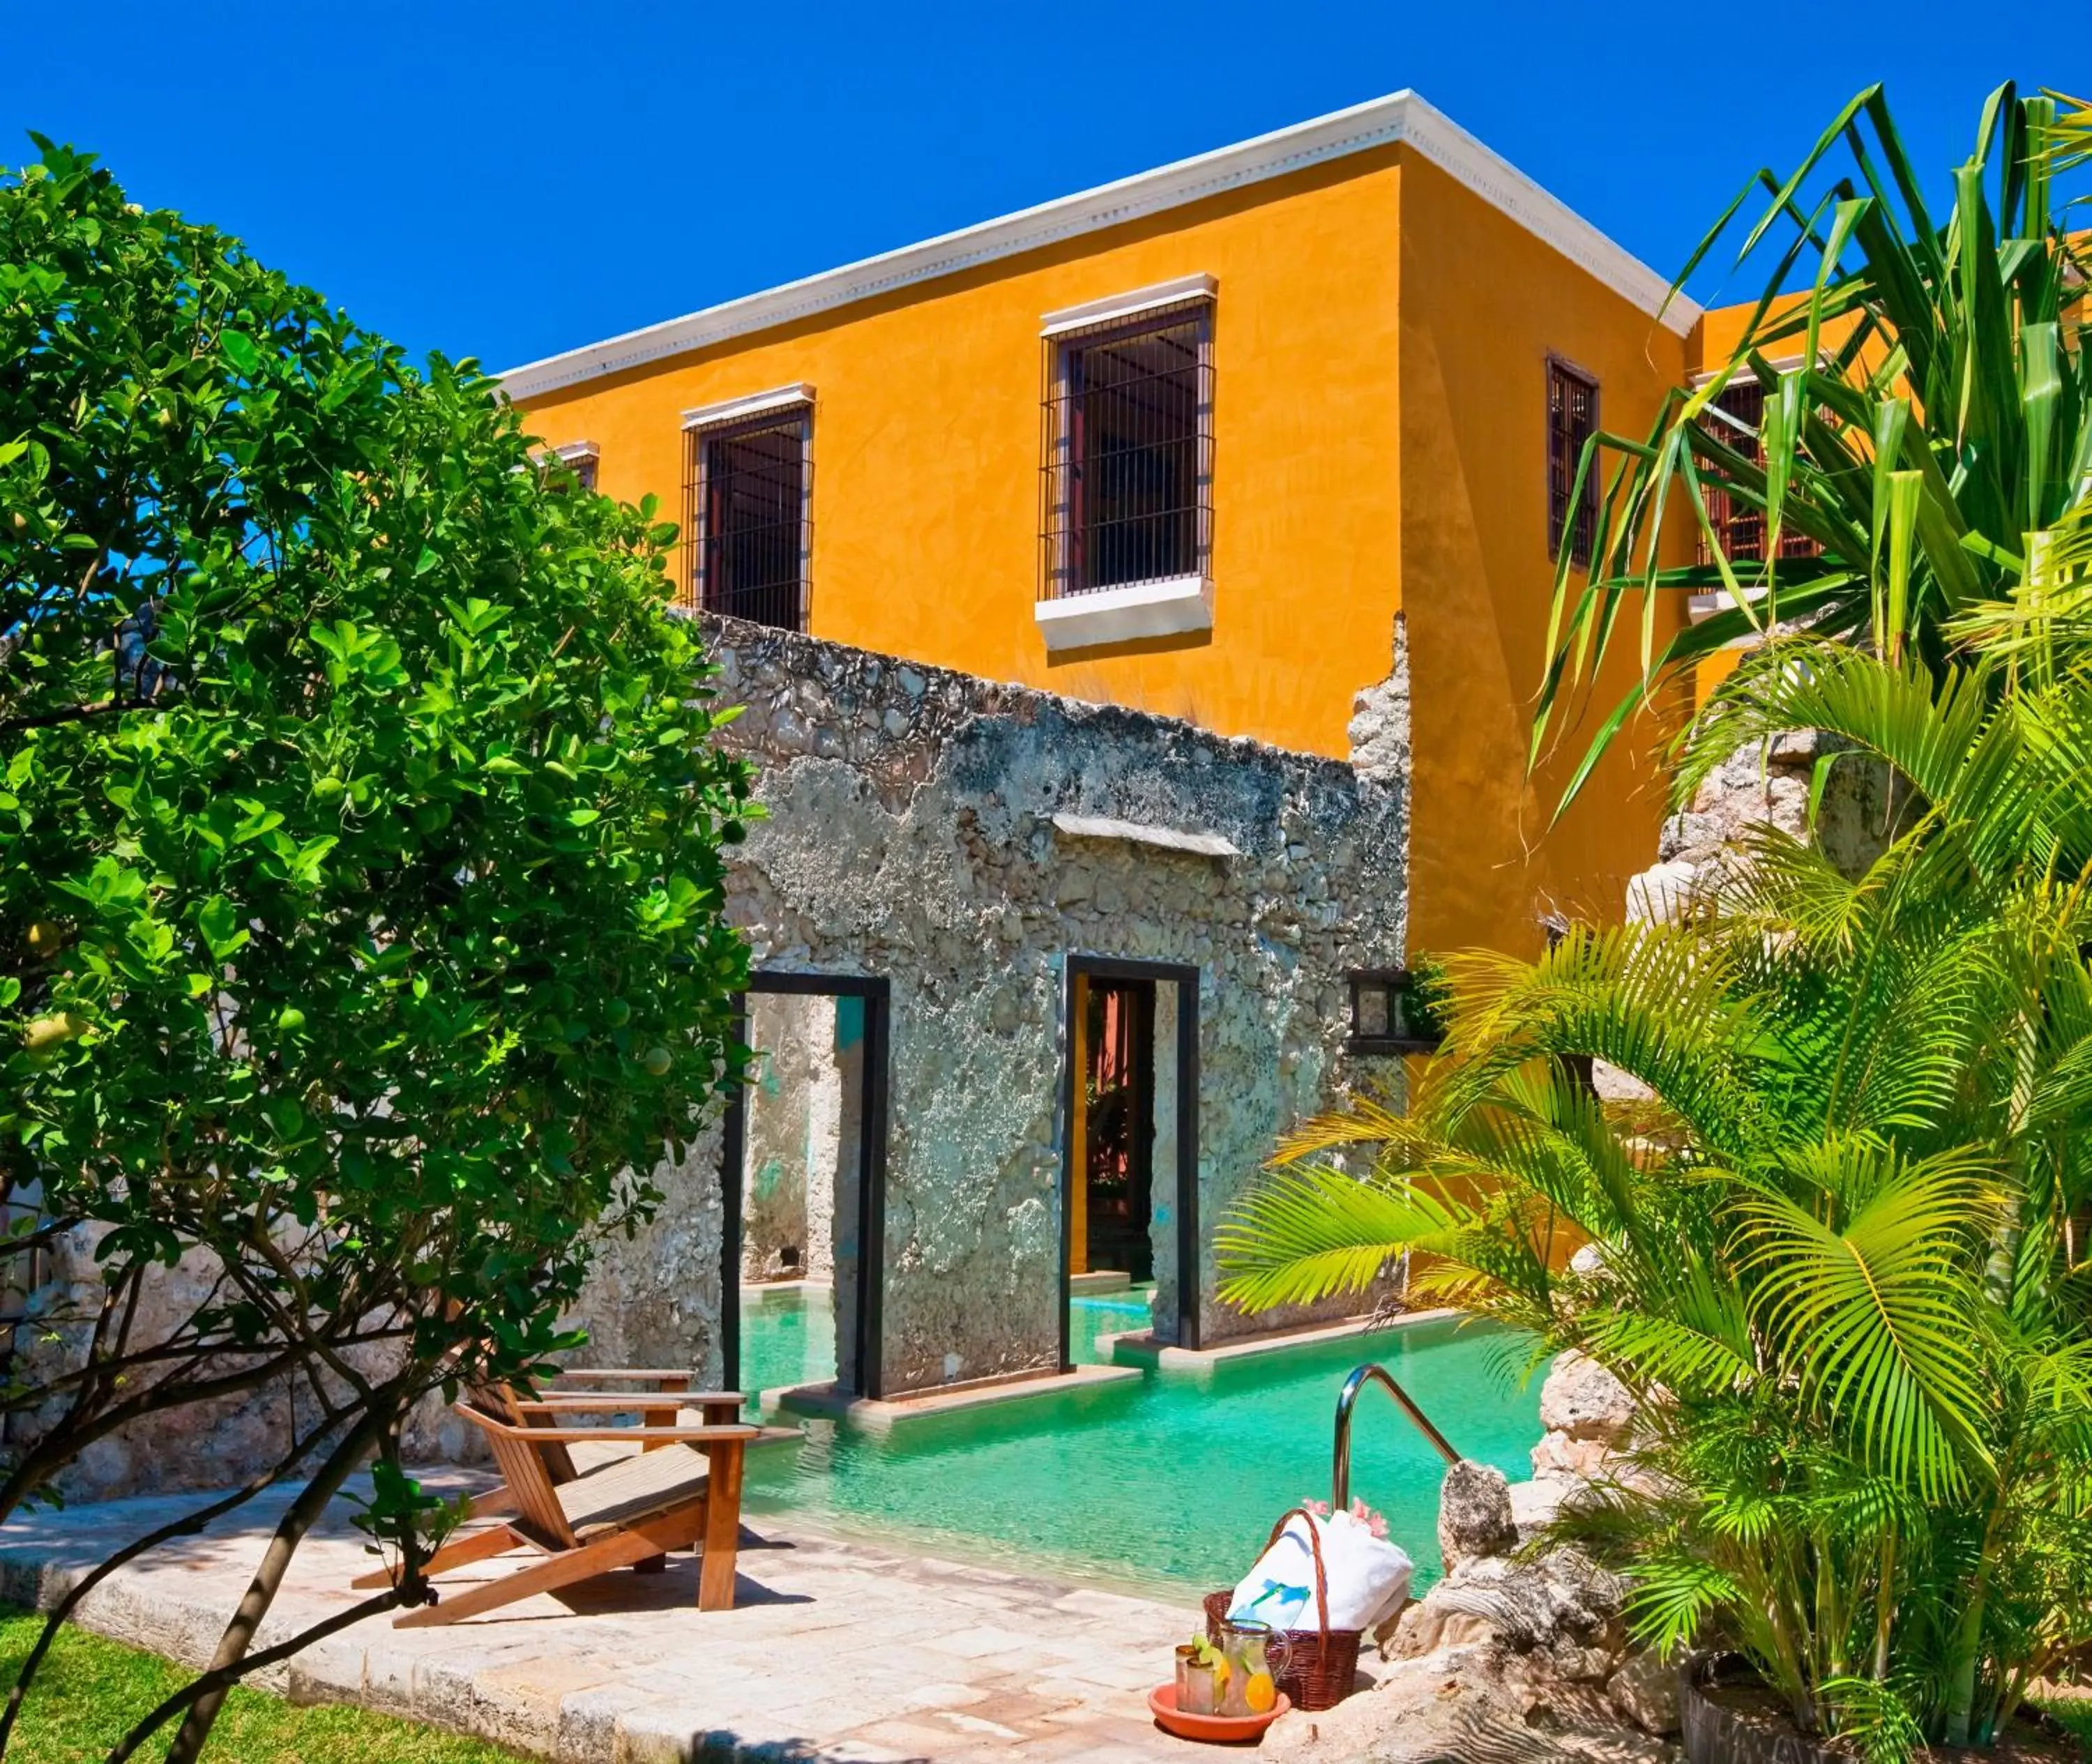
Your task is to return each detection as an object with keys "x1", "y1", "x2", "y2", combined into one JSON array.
[
  {"x1": 1039, "y1": 301, "x2": 1214, "y2": 602},
  {"x1": 1695, "y1": 379, "x2": 1824, "y2": 566},
  {"x1": 683, "y1": 406, "x2": 812, "y2": 631},
  {"x1": 1547, "y1": 357, "x2": 1600, "y2": 570}
]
